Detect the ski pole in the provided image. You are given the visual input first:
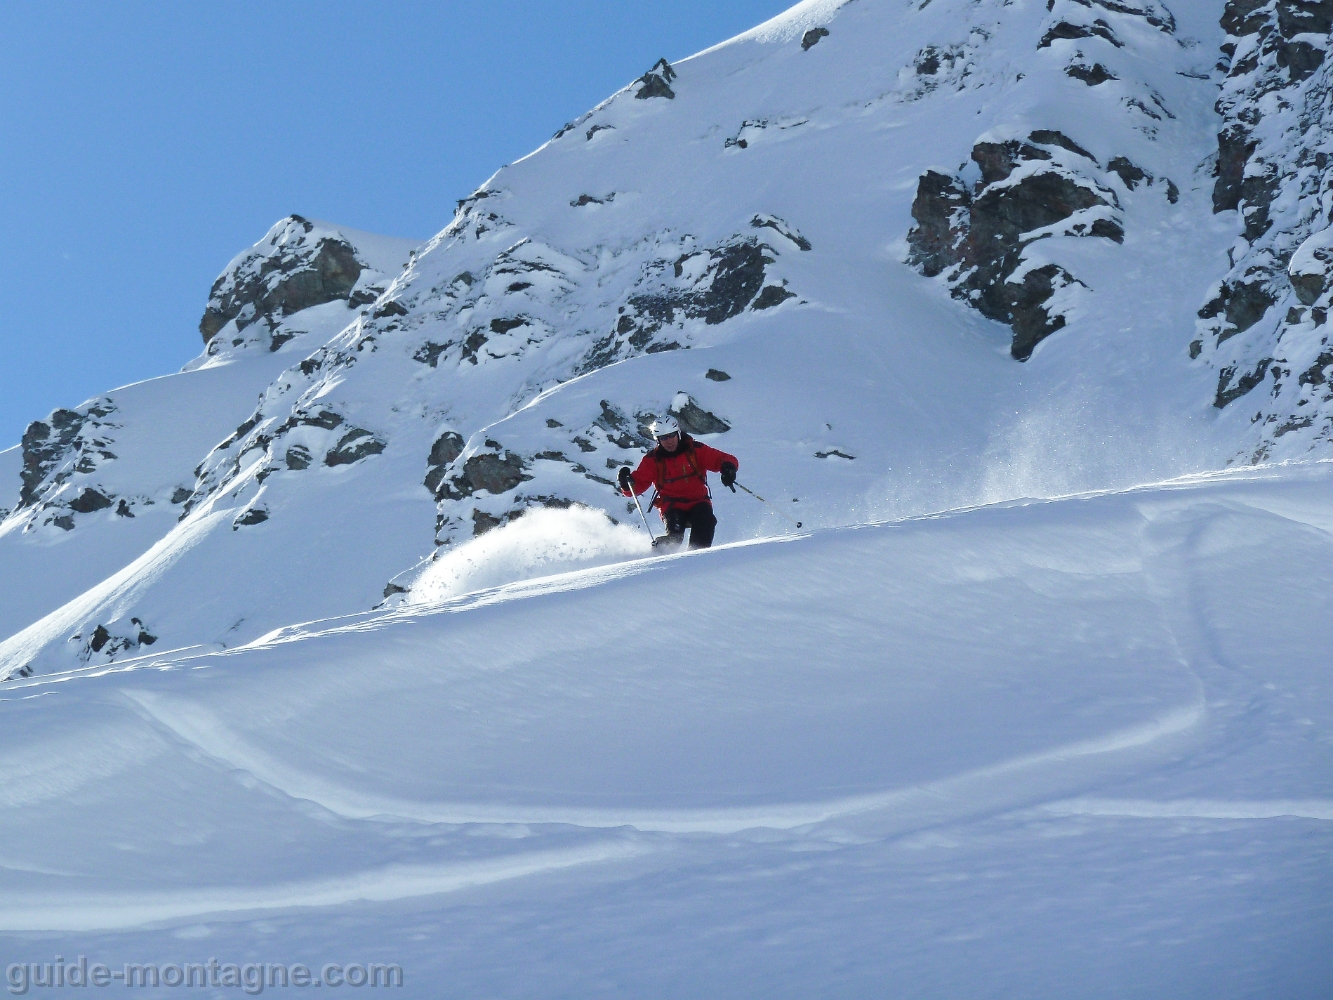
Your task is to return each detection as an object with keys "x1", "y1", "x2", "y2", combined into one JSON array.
[
  {"x1": 626, "y1": 483, "x2": 656, "y2": 539},
  {"x1": 734, "y1": 481, "x2": 803, "y2": 529}
]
